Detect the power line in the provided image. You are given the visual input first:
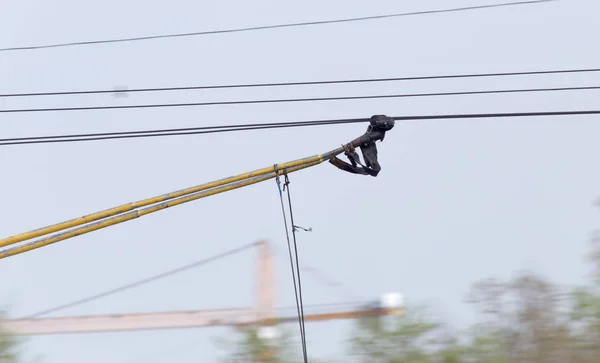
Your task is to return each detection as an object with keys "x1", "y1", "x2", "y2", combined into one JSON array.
[
  {"x1": 22, "y1": 242, "x2": 259, "y2": 318},
  {"x1": 3, "y1": 66, "x2": 598, "y2": 98},
  {"x1": 275, "y1": 171, "x2": 308, "y2": 363},
  {"x1": 1, "y1": 118, "x2": 365, "y2": 142},
  {"x1": 0, "y1": 0, "x2": 554, "y2": 52},
  {"x1": 283, "y1": 173, "x2": 308, "y2": 362},
  {"x1": 0, "y1": 118, "x2": 369, "y2": 146},
  {"x1": 2, "y1": 85, "x2": 599, "y2": 114},
  {"x1": 392, "y1": 110, "x2": 600, "y2": 121},
  {"x1": 2, "y1": 110, "x2": 599, "y2": 147}
]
